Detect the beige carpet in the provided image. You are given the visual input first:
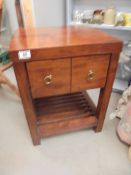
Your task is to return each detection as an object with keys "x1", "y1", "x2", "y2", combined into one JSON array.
[{"x1": 0, "y1": 68, "x2": 131, "y2": 175}]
